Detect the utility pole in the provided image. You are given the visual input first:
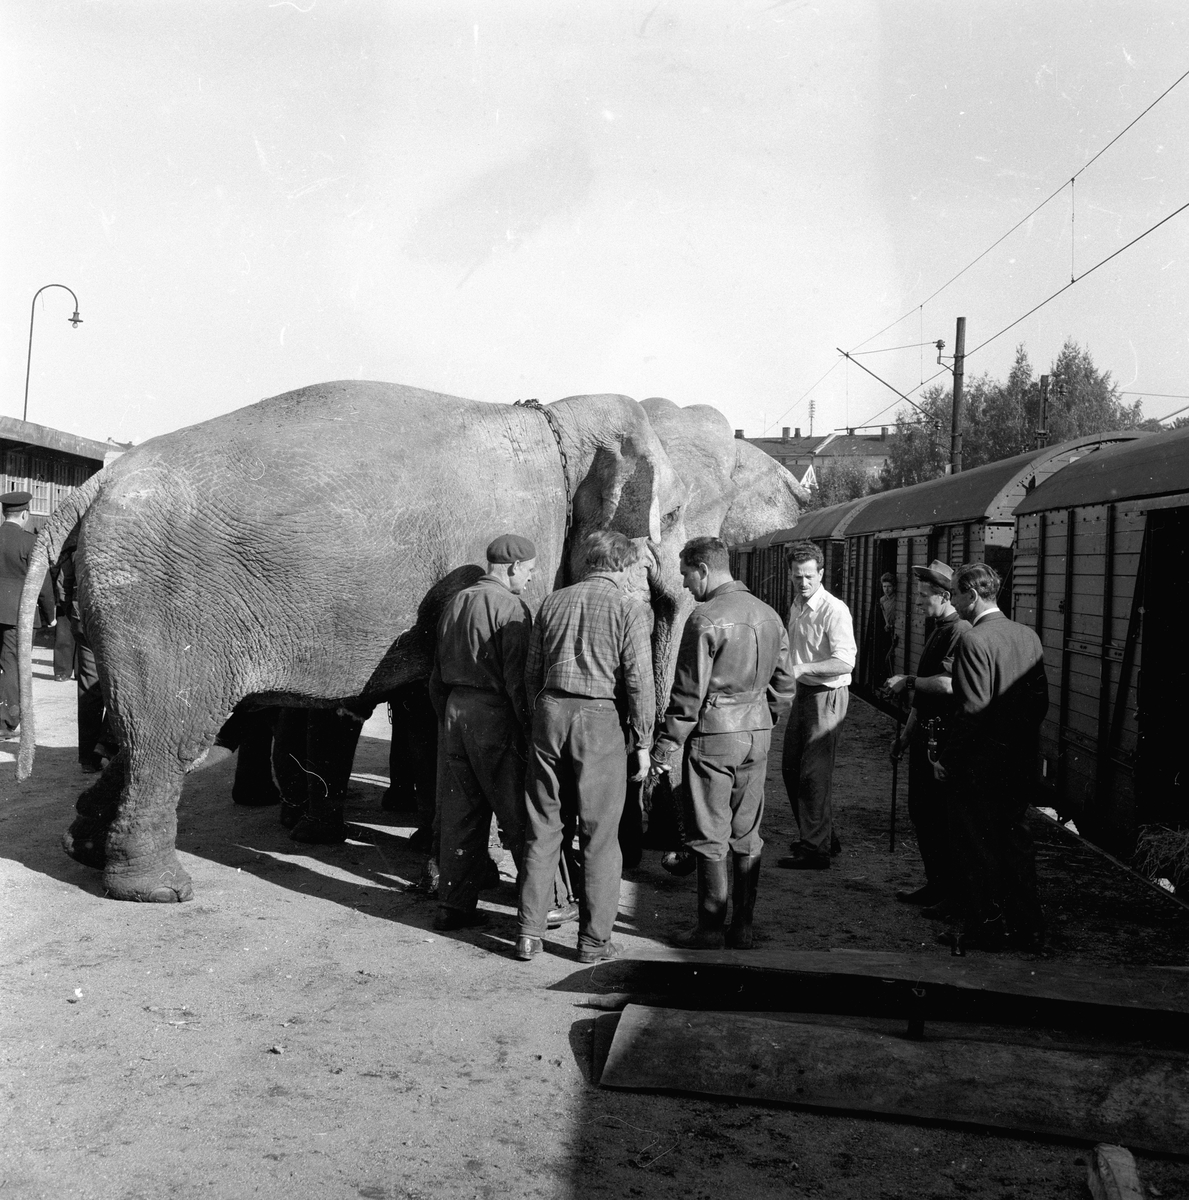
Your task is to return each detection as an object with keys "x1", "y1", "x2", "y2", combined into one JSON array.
[
  {"x1": 1035, "y1": 374, "x2": 1050, "y2": 449},
  {"x1": 950, "y1": 316, "x2": 966, "y2": 473},
  {"x1": 808, "y1": 397, "x2": 816, "y2": 437}
]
